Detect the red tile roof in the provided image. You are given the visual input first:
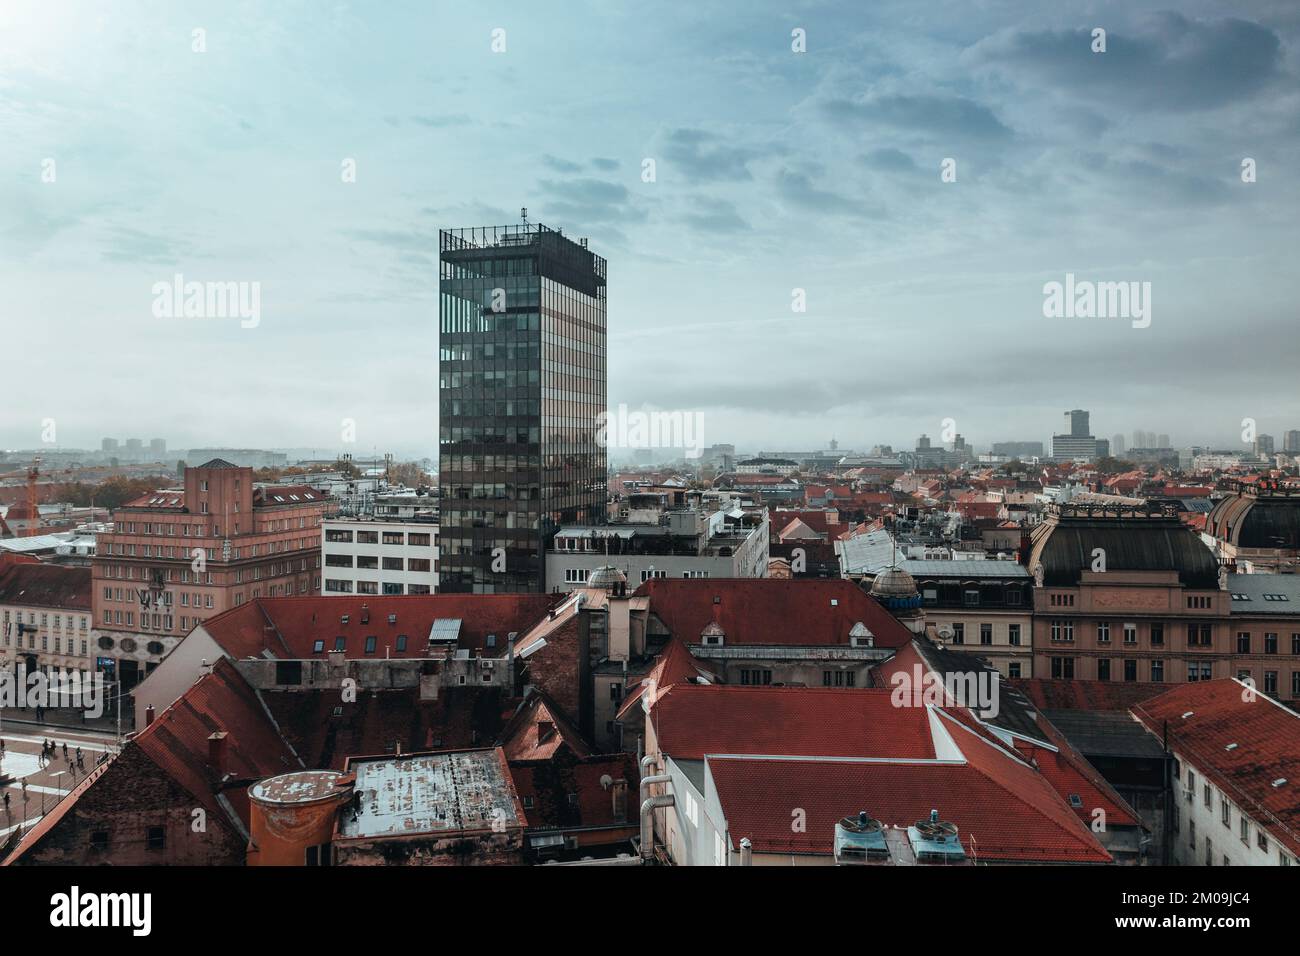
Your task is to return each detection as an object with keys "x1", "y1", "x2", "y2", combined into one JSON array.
[
  {"x1": 1011, "y1": 678, "x2": 1170, "y2": 712},
  {"x1": 133, "y1": 657, "x2": 302, "y2": 823},
  {"x1": 616, "y1": 636, "x2": 715, "y2": 720},
  {"x1": 707, "y1": 724, "x2": 1111, "y2": 863},
  {"x1": 652, "y1": 685, "x2": 937, "y2": 761},
  {"x1": 200, "y1": 593, "x2": 561, "y2": 660},
  {"x1": 1132, "y1": 678, "x2": 1300, "y2": 857},
  {"x1": 635, "y1": 578, "x2": 912, "y2": 648},
  {"x1": 0, "y1": 560, "x2": 91, "y2": 611},
  {"x1": 499, "y1": 691, "x2": 592, "y2": 762}
]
